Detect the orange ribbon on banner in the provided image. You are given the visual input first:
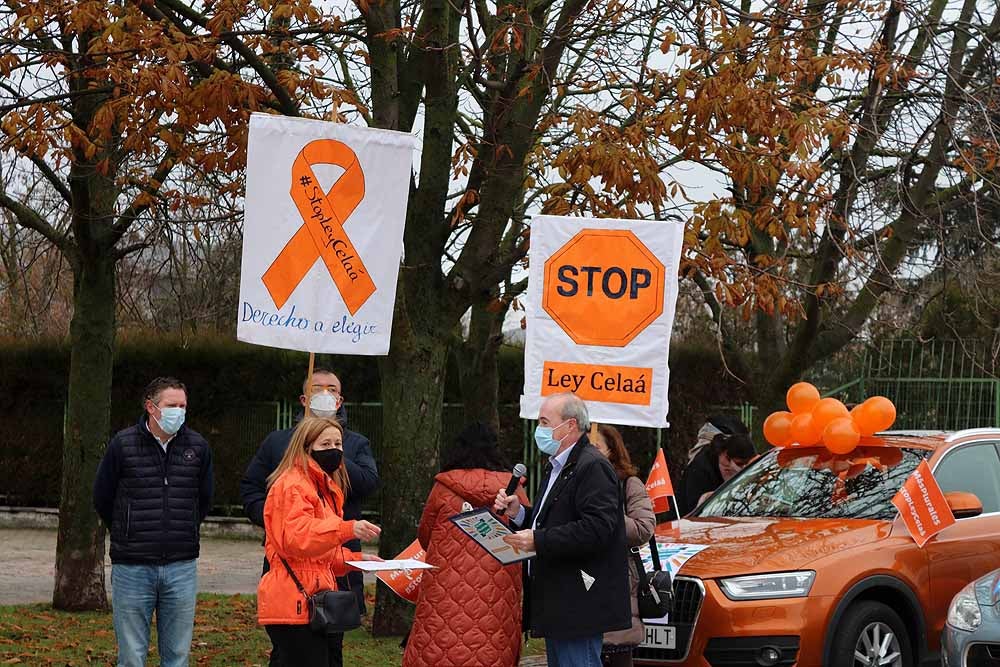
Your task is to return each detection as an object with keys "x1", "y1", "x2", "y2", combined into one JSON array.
[
  {"x1": 262, "y1": 139, "x2": 375, "y2": 315},
  {"x1": 645, "y1": 448, "x2": 675, "y2": 514}
]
